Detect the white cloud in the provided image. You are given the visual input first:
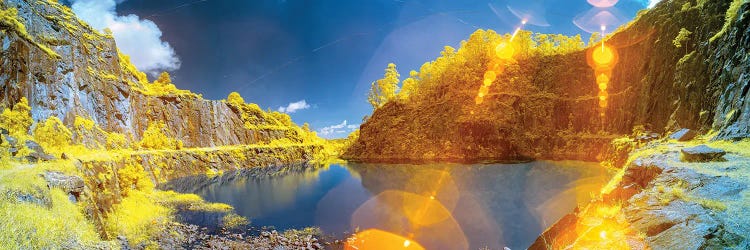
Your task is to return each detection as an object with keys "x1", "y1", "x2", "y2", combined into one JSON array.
[
  {"x1": 647, "y1": 0, "x2": 661, "y2": 8},
  {"x1": 70, "y1": 0, "x2": 180, "y2": 75},
  {"x1": 277, "y1": 100, "x2": 311, "y2": 113},
  {"x1": 318, "y1": 120, "x2": 359, "y2": 138}
]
